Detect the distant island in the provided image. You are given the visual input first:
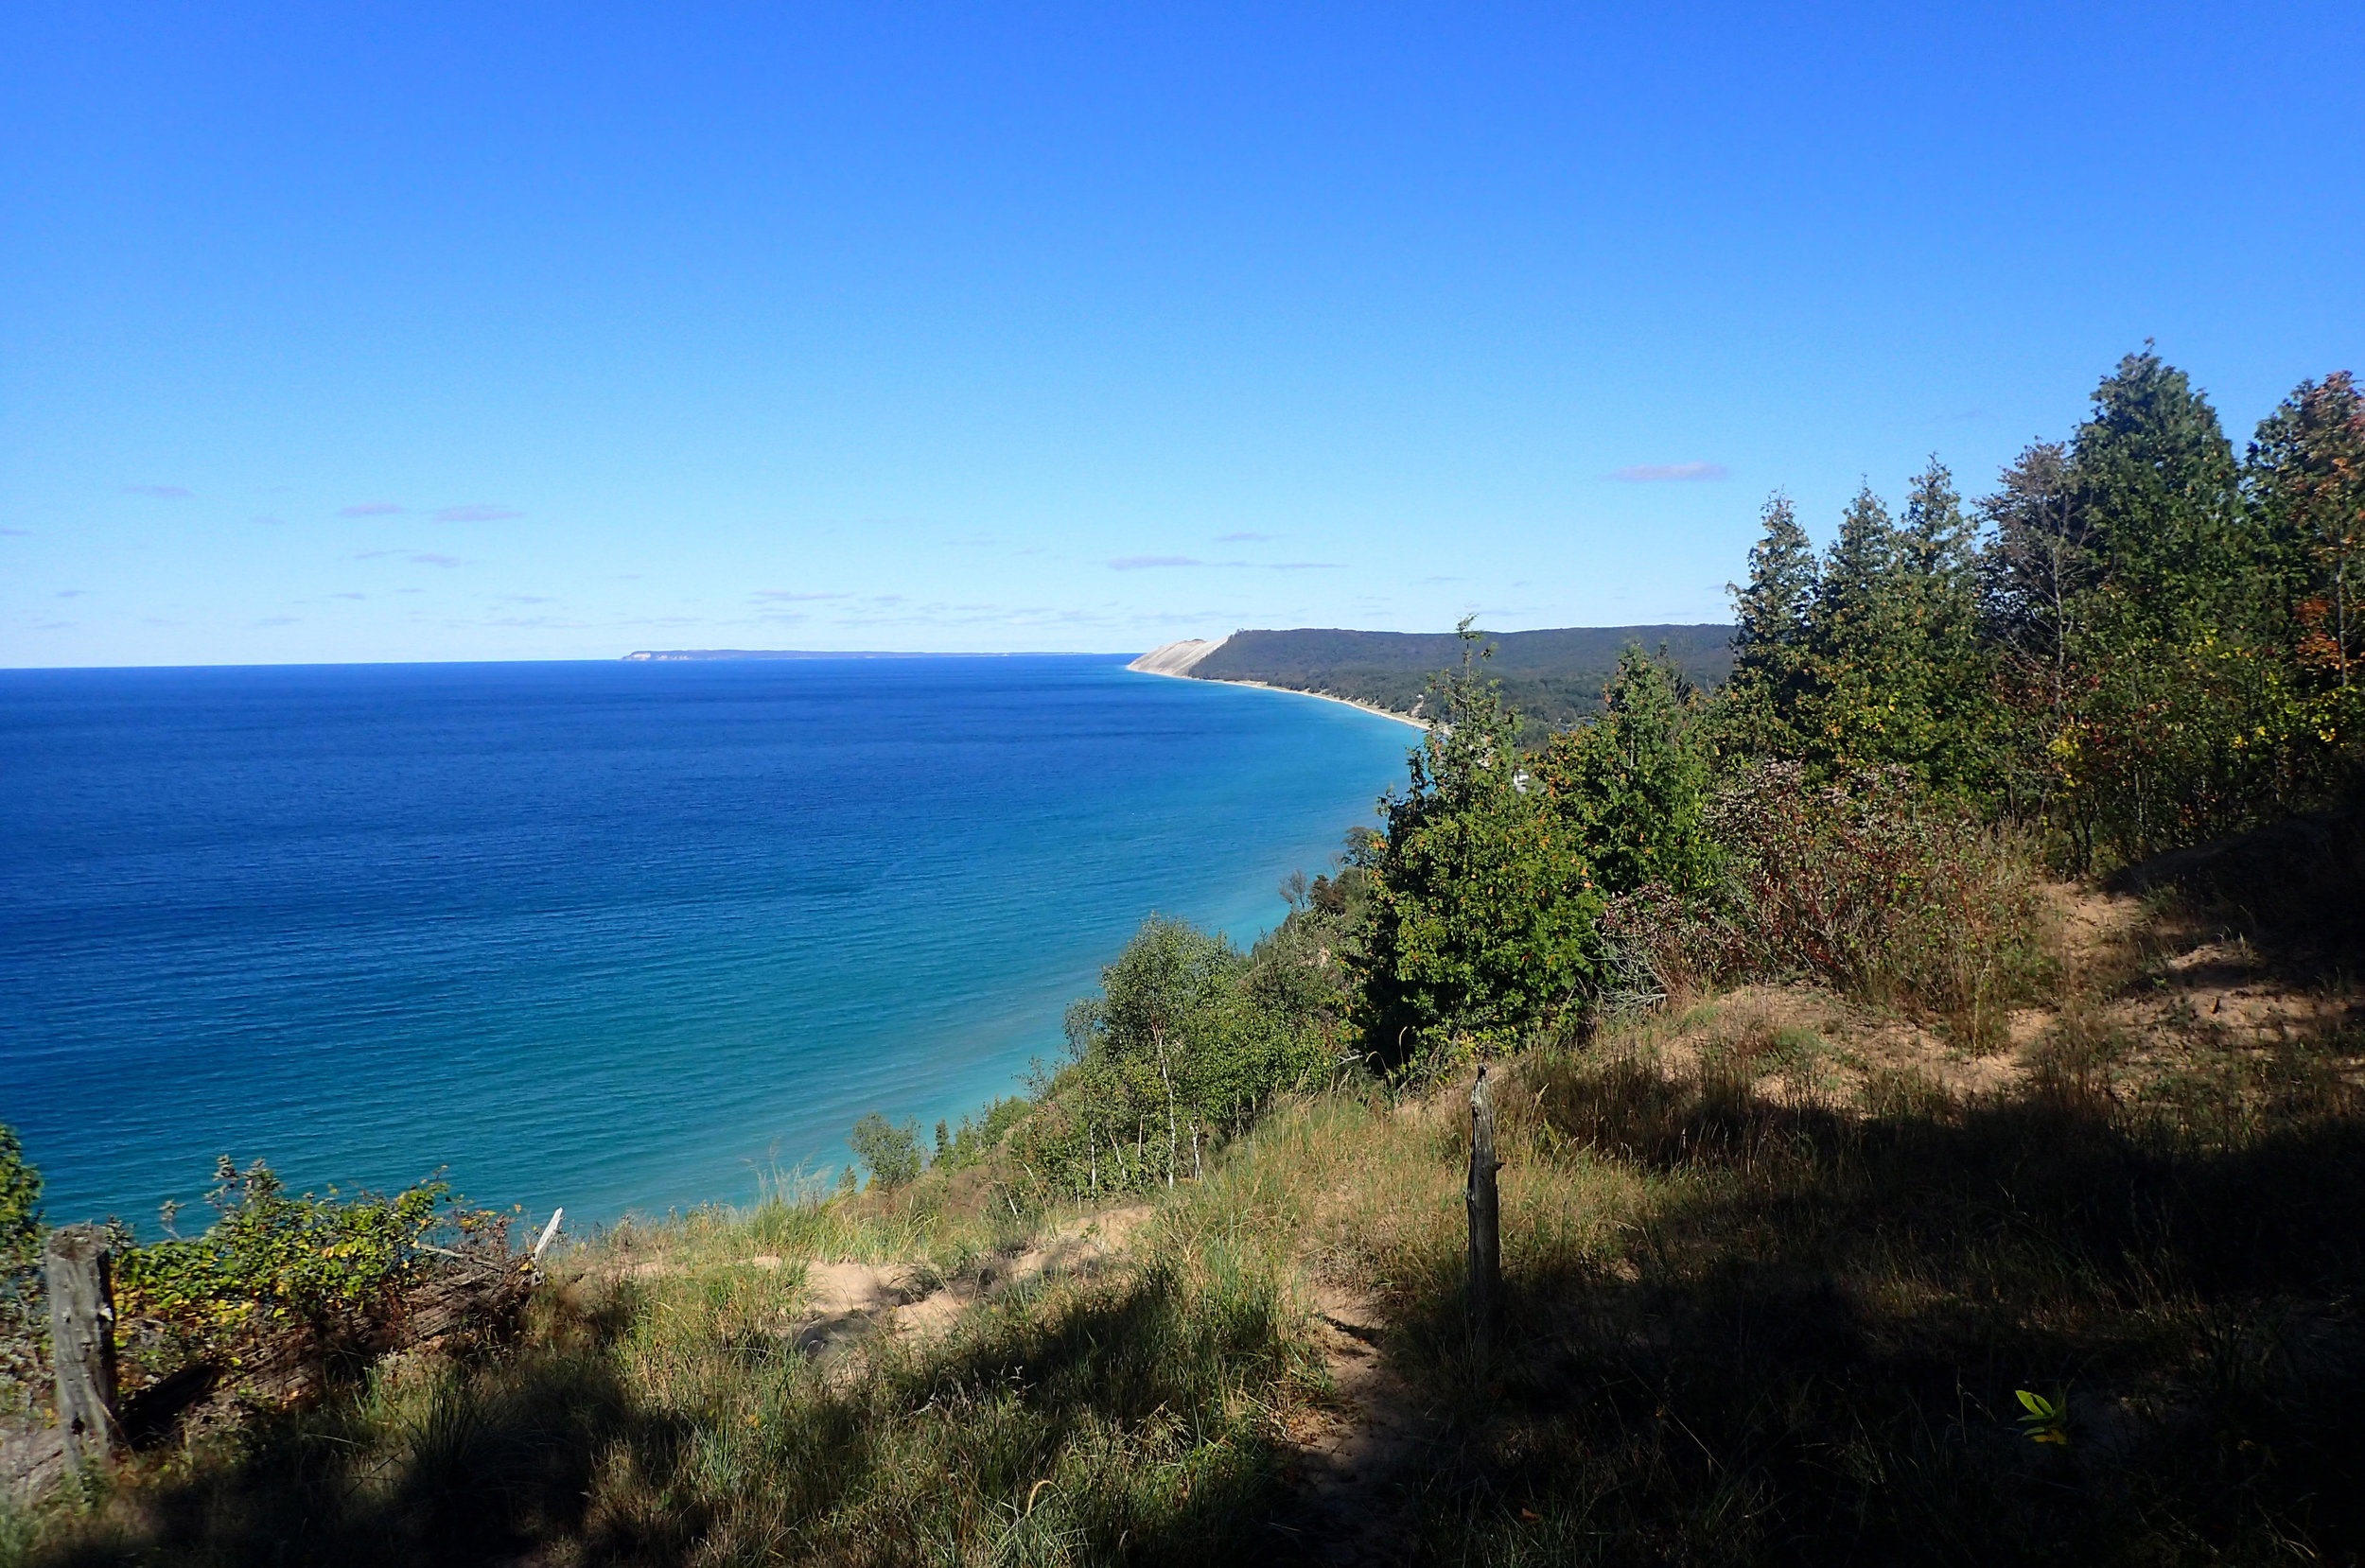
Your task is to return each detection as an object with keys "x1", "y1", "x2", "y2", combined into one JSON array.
[{"x1": 1130, "y1": 623, "x2": 1734, "y2": 730}]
